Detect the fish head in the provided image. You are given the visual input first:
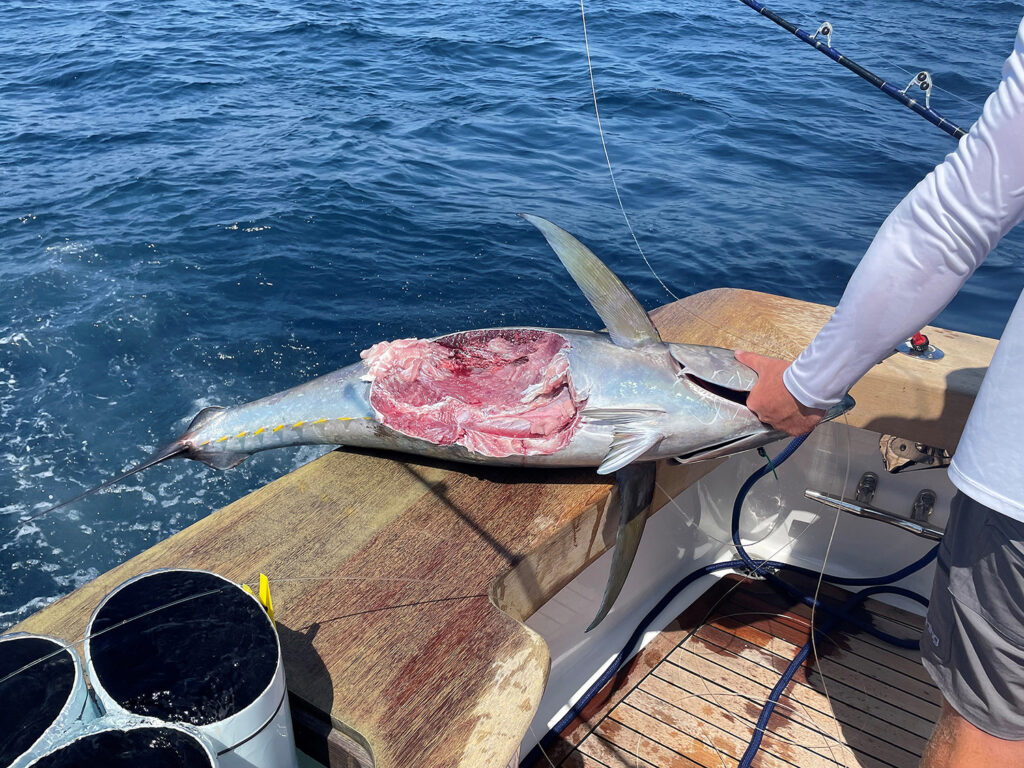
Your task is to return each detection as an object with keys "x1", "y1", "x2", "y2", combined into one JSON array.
[
  {"x1": 666, "y1": 343, "x2": 855, "y2": 462},
  {"x1": 668, "y1": 343, "x2": 759, "y2": 394}
]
